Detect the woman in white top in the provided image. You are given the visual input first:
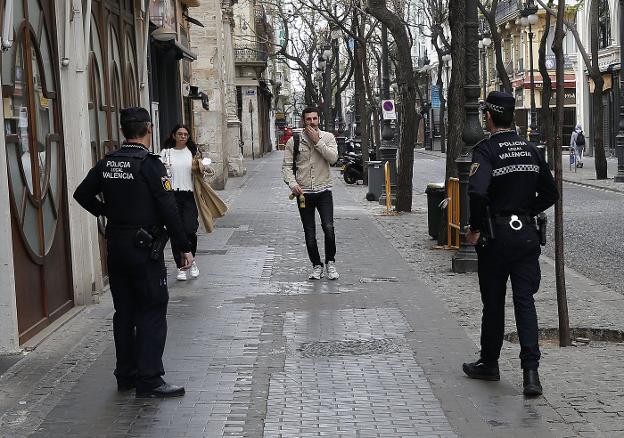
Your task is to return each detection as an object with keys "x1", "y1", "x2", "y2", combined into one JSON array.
[{"x1": 160, "y1": 124, "x2": 201, "y2": 281}]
